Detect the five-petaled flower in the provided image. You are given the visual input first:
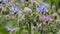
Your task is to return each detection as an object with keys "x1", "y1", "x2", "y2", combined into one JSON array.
[
  {"x1": 10, "y1": 5, "x2": 21, "y2": 15},
  {"x1": 36, "y1": 5, "x2": 48, "y2": 14}
]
